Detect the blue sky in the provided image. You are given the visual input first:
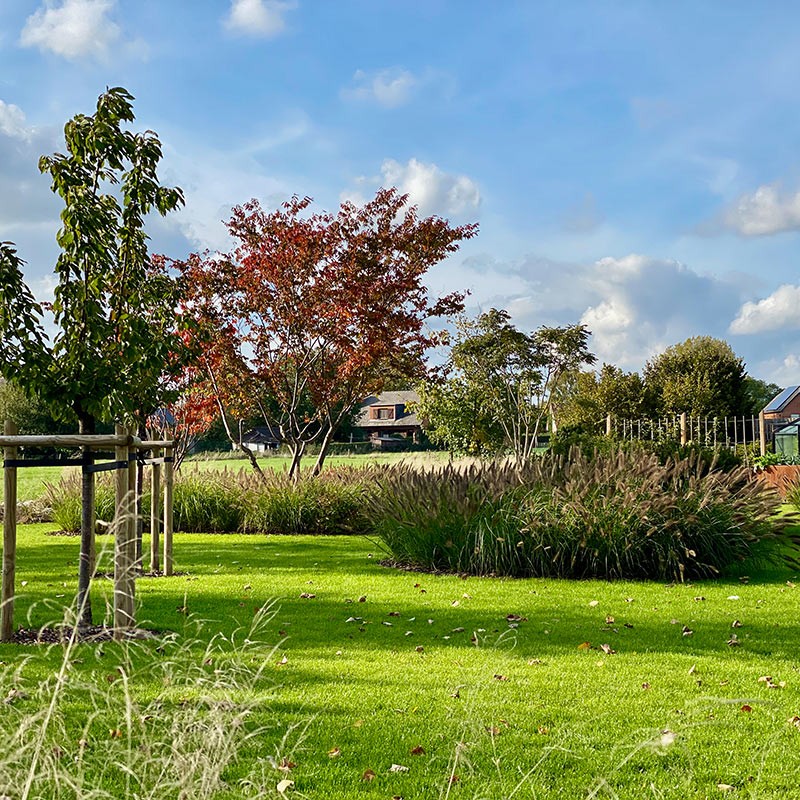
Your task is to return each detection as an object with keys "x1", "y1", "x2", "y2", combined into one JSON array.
[{"x1": 2, "y1": 1, "x2": 800, "y2": 384}]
